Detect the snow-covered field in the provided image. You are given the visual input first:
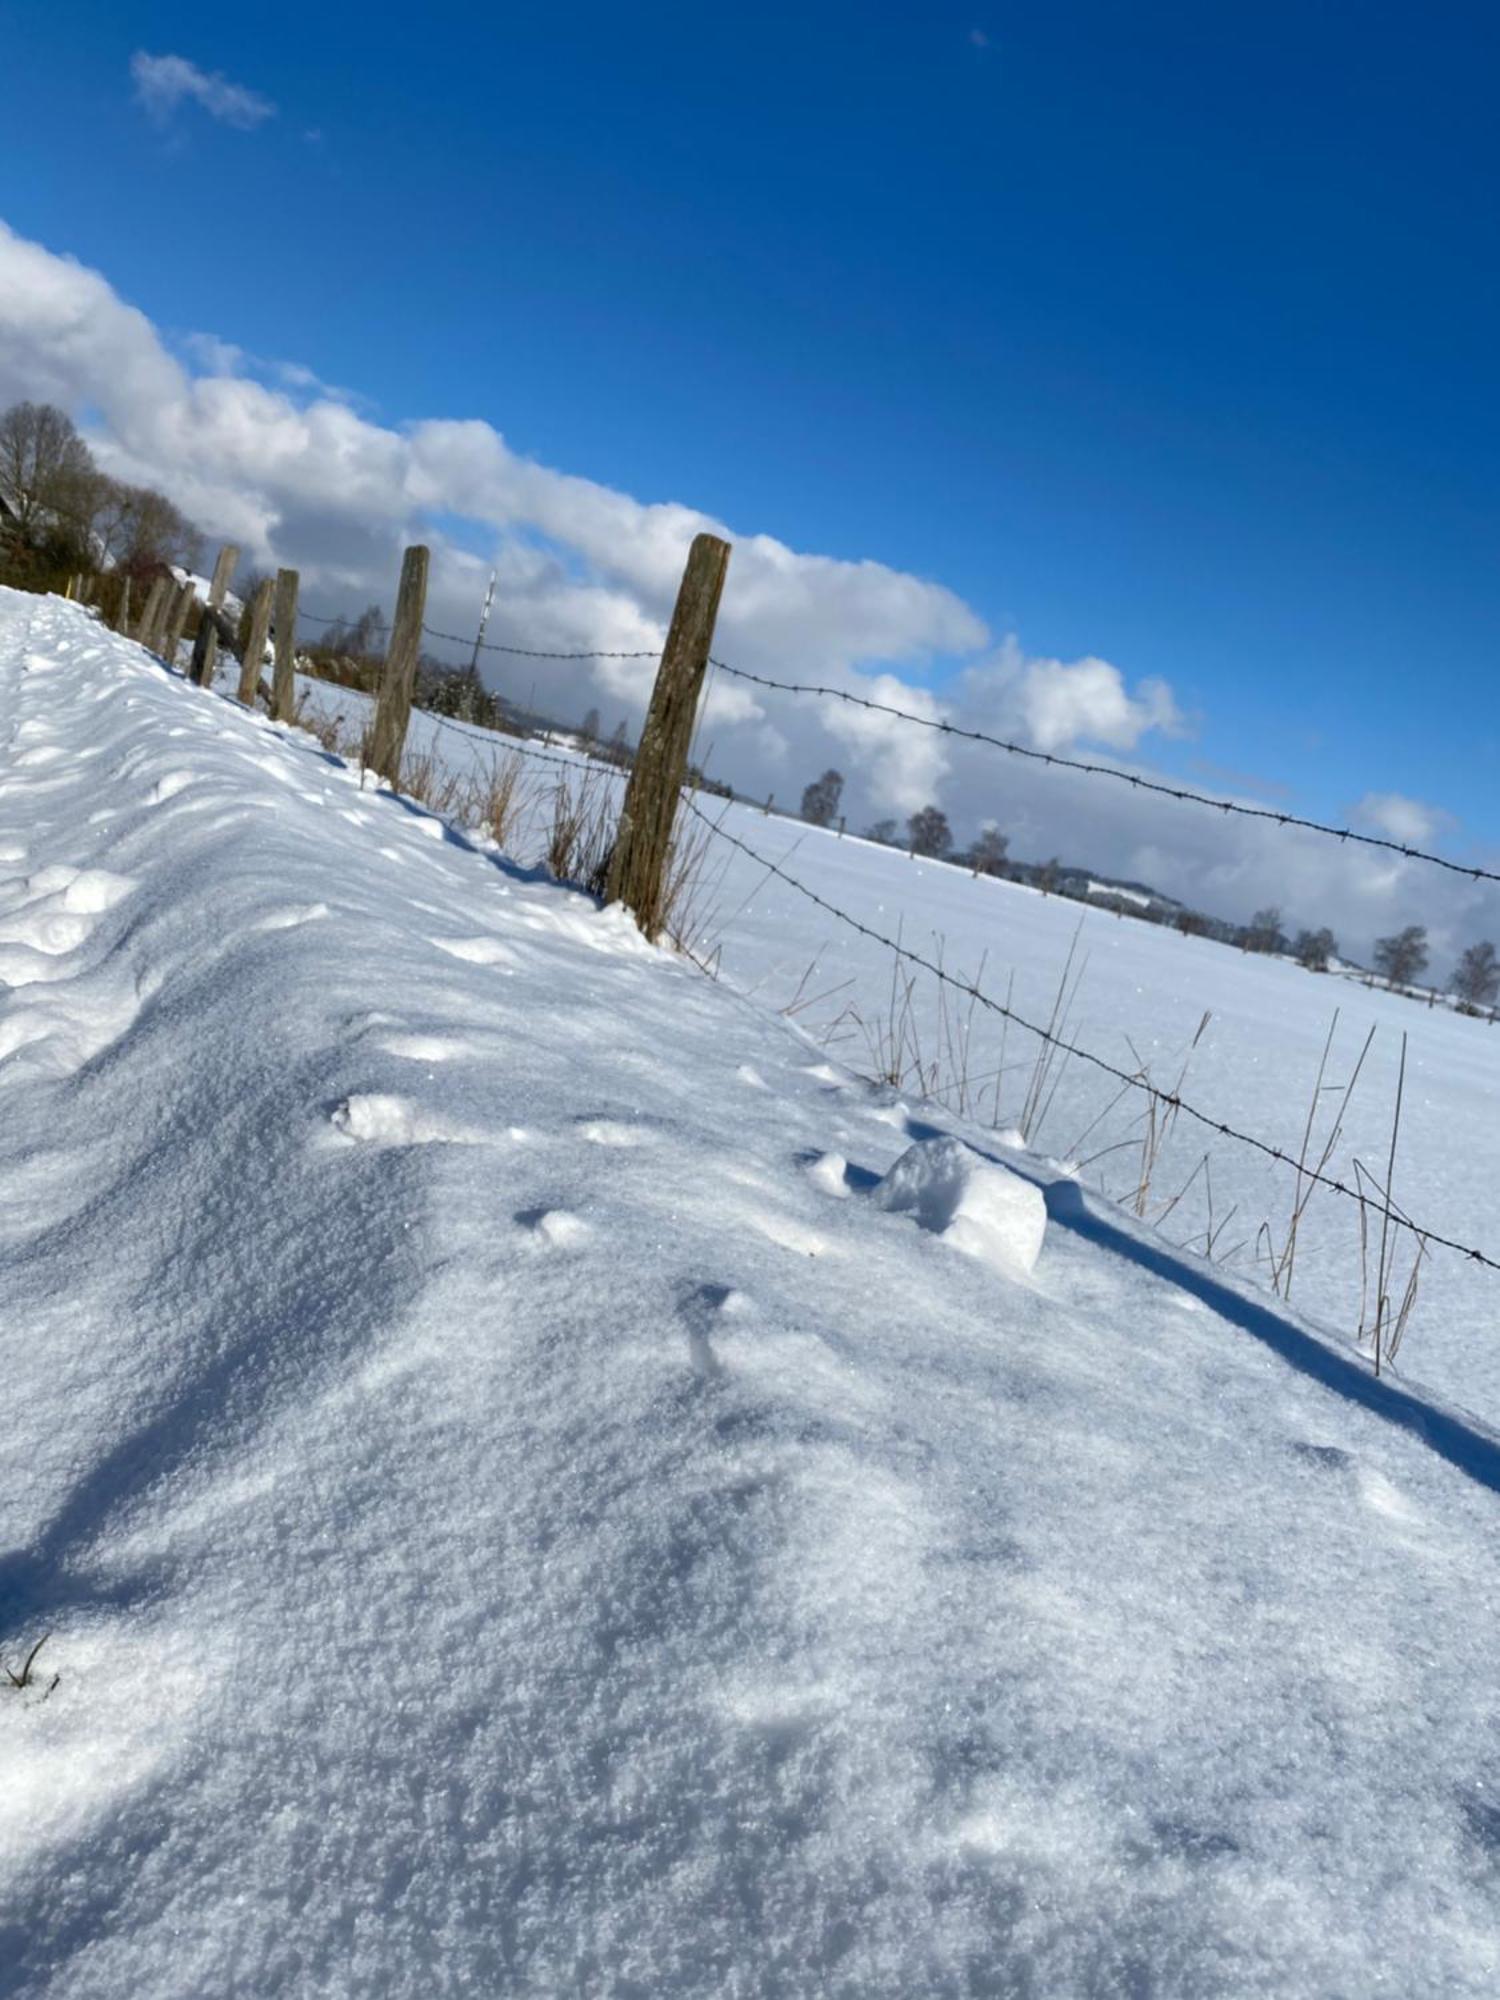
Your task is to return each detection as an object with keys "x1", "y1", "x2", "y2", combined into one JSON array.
[
  {"x1": 4, "y1": 589, "x2": 1500, "y2": 1996},
  {"x1": 301, "y1": 672, "x2": 1500, "y2": 1432}
]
